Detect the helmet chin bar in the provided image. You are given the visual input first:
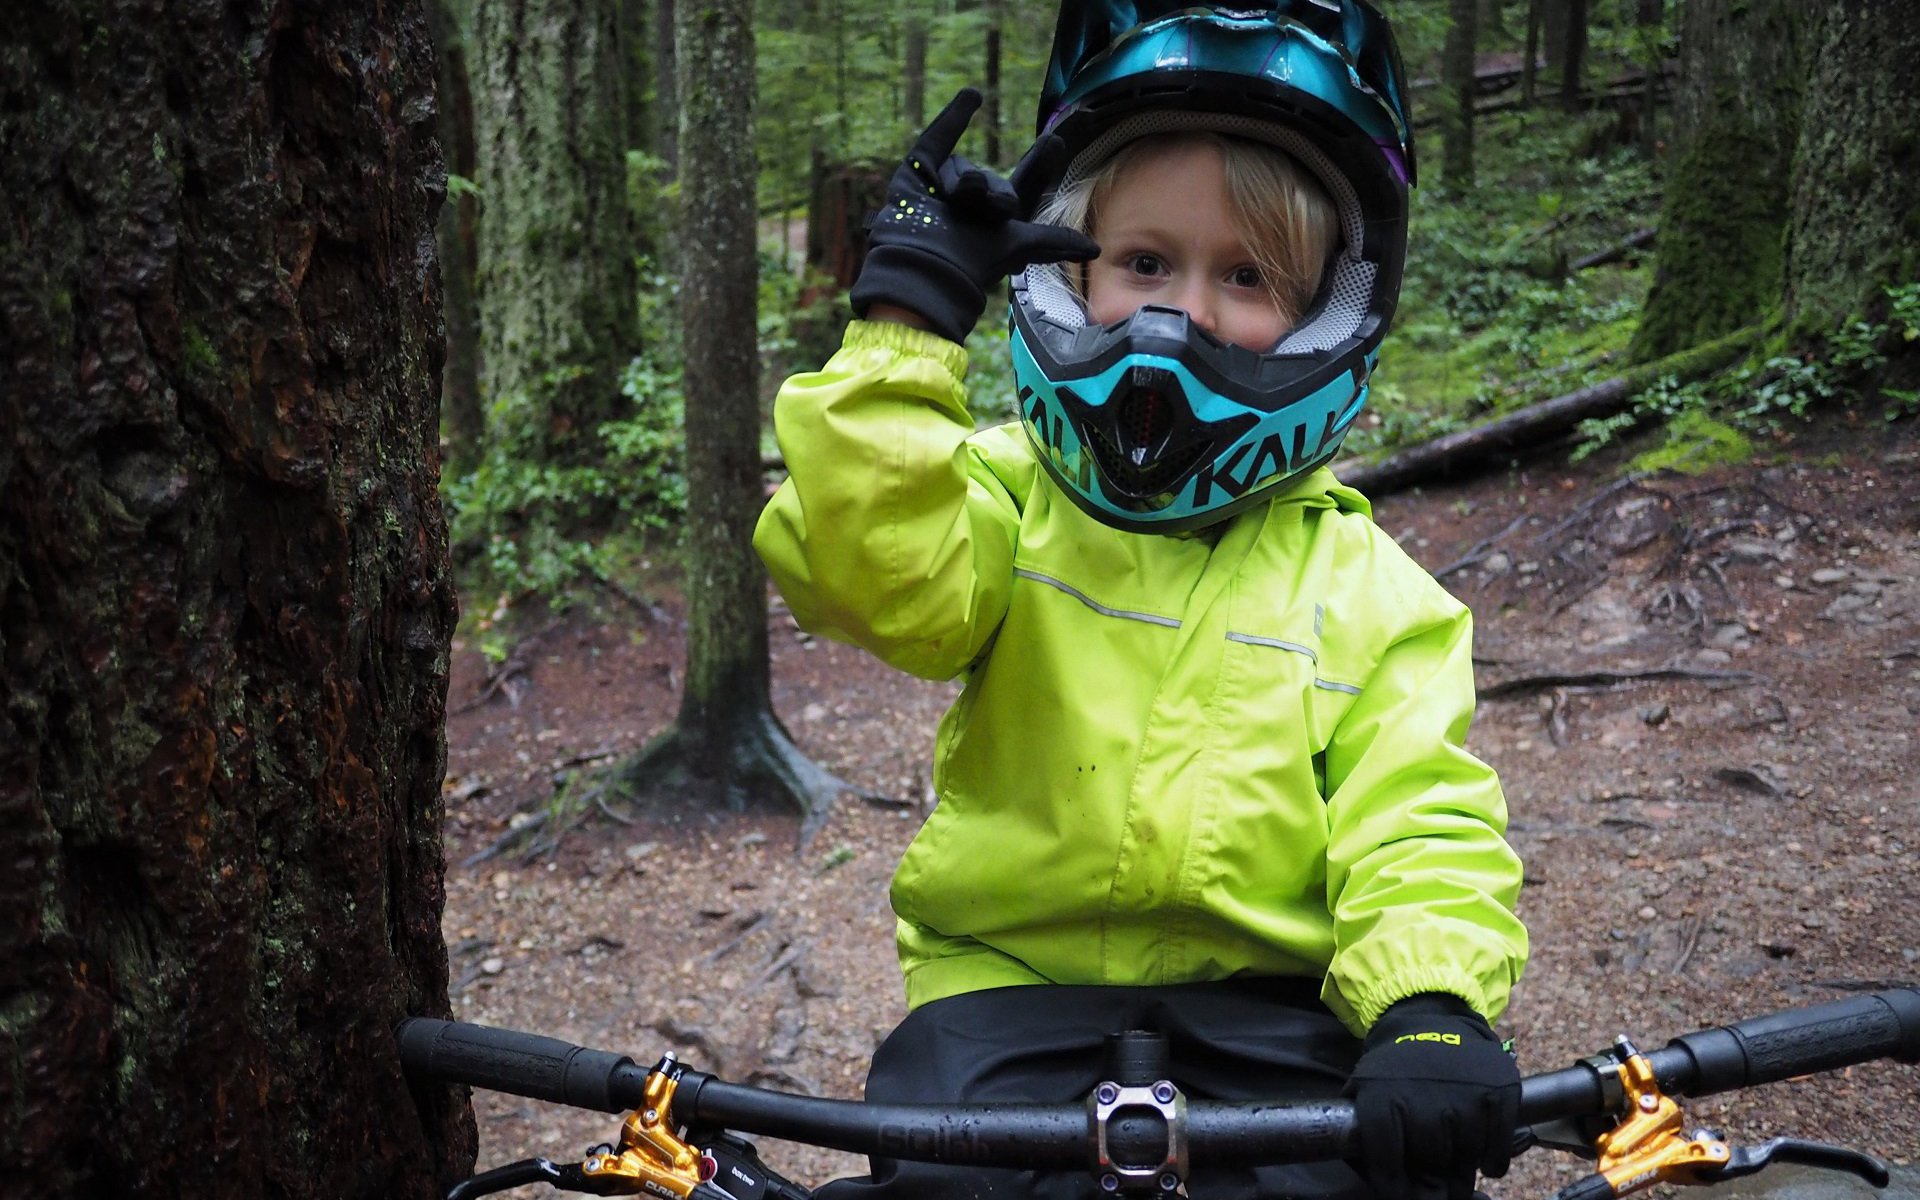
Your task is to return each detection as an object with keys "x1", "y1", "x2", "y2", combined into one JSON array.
[
  {"x1": 1058, "y1": 365, "x2": 1255, "y2": 506},
  {"x1": 1012, "y1": 300, "x2": 1369, "y2": 533}
]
